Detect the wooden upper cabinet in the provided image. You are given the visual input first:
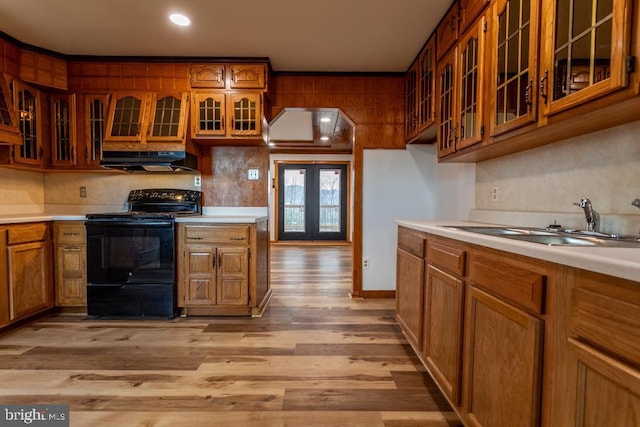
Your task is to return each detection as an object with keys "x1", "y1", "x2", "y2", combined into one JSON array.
[
  {"x1": 104, "y1": 91, "x2": 152, "y2": 144},
  {"x1": 459, "y1": 0, "x2": 491, "y2": 32},
  {"x1": 104, "y1": 91, "x2": 190, "y2": 147},
  {"x1": 489, "y1": 0, "x2": 541, "y2": 137},
  {"x1": 191, "y1": 90, "x2": 227, "y2": 138},
  {"x1": 190, "y1": 64, "x2": 226, "y2": 88},
  {"x1": 12, "y1": 80, "x2": 45, "y2": 168},
  {"x1": 0, "y1": 74, "x2": 21, "y2": 145},
  {"x1": 455, "y1": 16, "x2": 486, "y2": 151},
  {"x1": 406, "y1": 35, "x2": 437, "y2": 143},
  {"x1": 147, "y1": 92, "x2": 189, "y2": 143},
  {"x1": 20, "y1": 50, "x2": 67, "y2": 90},
  {"x1": 190, "y1": 63, "x2": 267, "y2": 90},
  {"x1": 437, "y1": 14, "x2": 487, "y2": 158},
  {"x1": 191, "y1": 90, "x2": 262, "y2": 139},
  {"x1": 437, "y1": 47, "x2": 458, "y2": 157},
  {"x1": 539, "y1": 0, "x2": 632, "y2": 116},
  {"x1": 228, "y1": 64, "x2": 267, "y2": 89},
  {"x1": 437, "y1": 2, "x2": 460, "y2": 59},
  {"x1": 80, "y1": 93, "x2": 109, "y2": 168},
  {"x1": 50, "y1": 93, "x2": 77, "y2": 168}
]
